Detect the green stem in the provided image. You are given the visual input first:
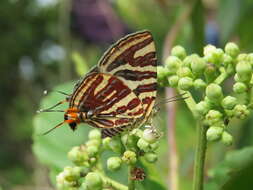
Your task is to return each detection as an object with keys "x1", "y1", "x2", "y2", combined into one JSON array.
[
  {"x1": 178, "y1": 90, "x2": 198, "y2": 117},
  {"x1": 102, "y1": 175, "x2": 128, "y2": 190},
  {"x1": 214, "y1": 70, "x2": 228, "y2": 84},
  {"x1": 192, "y1": 122, "x2": 208, "y2": 190},
  {"x1": 128, "y1": 165, "x2": 135, "y2": 190}
]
